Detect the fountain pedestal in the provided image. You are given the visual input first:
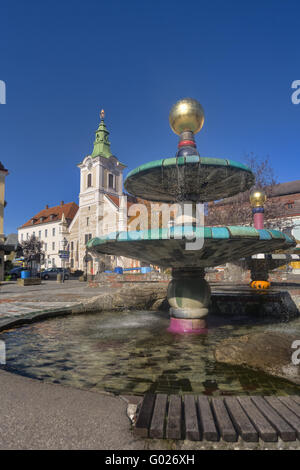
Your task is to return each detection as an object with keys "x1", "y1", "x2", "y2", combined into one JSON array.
[{"x1": 167, "y1": 267, "x2": 210, "y2": 334}]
